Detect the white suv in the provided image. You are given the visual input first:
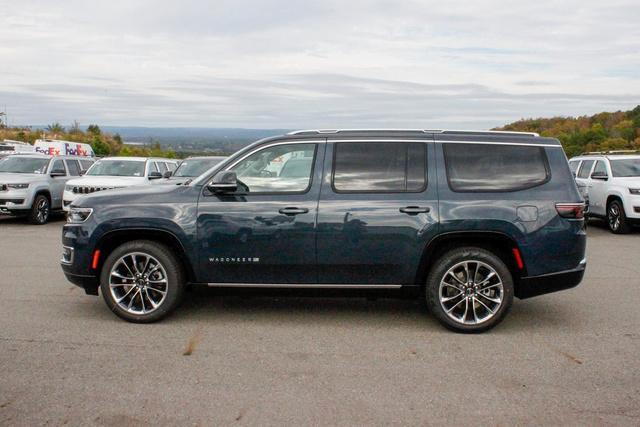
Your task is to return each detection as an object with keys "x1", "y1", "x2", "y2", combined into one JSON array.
[
  {"x1": 569, "y1": 153, "x2": 640, "y2": 233},
  {"x1": 63, "y1": 157, "x2": 178, "y2": 211}
]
